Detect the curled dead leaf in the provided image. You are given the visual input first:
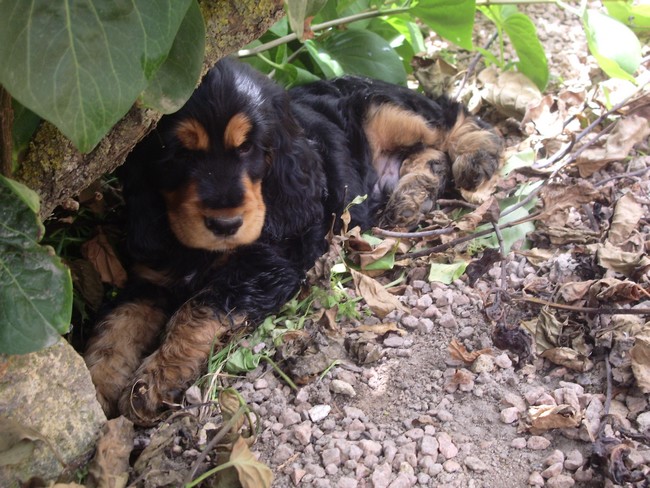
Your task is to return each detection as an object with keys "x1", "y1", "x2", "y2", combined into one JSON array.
[
  {"x1": 86, "y1": 416, "x2": 134, "y2": 488},
  {"x1": 454, "y1": 196, "x2": 500, "y2": 232},
  {"x1": 524, "y1": 404, "x2": 582, "y2": 434},
  {"x1": 448, "y1": 338, "x2": 493, "y2": 364},
  {"x1": 597, "y1": 241, "x2": 650, "y2": 278},
  {"x1": 81, "y1": 229, "x2": 127, "y2": 287},
  {"x1": 630, "y1": 332, "x2": 650, "y2": 394},
  {"x1": 230, "y1": 435, "x2": 273, "y2": 488},
  {"x1": 541, "y1": 347, "x2": 593, "y2": 372},
  {"x1": 608, "y1": 193, "x2": 644, "y2": 246},
  {"x1": 479, "y1": 67, "x2": 542, "y2": 118},
  {"x1": 350, "y1": 269, "x2": 407, "y2": 318},
  {"x1": 576, "y1": 115, "x2": 650, "y2": 177},
  {"x1": 355, "y1": 322, "x2": 407, "y2": 336}
]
